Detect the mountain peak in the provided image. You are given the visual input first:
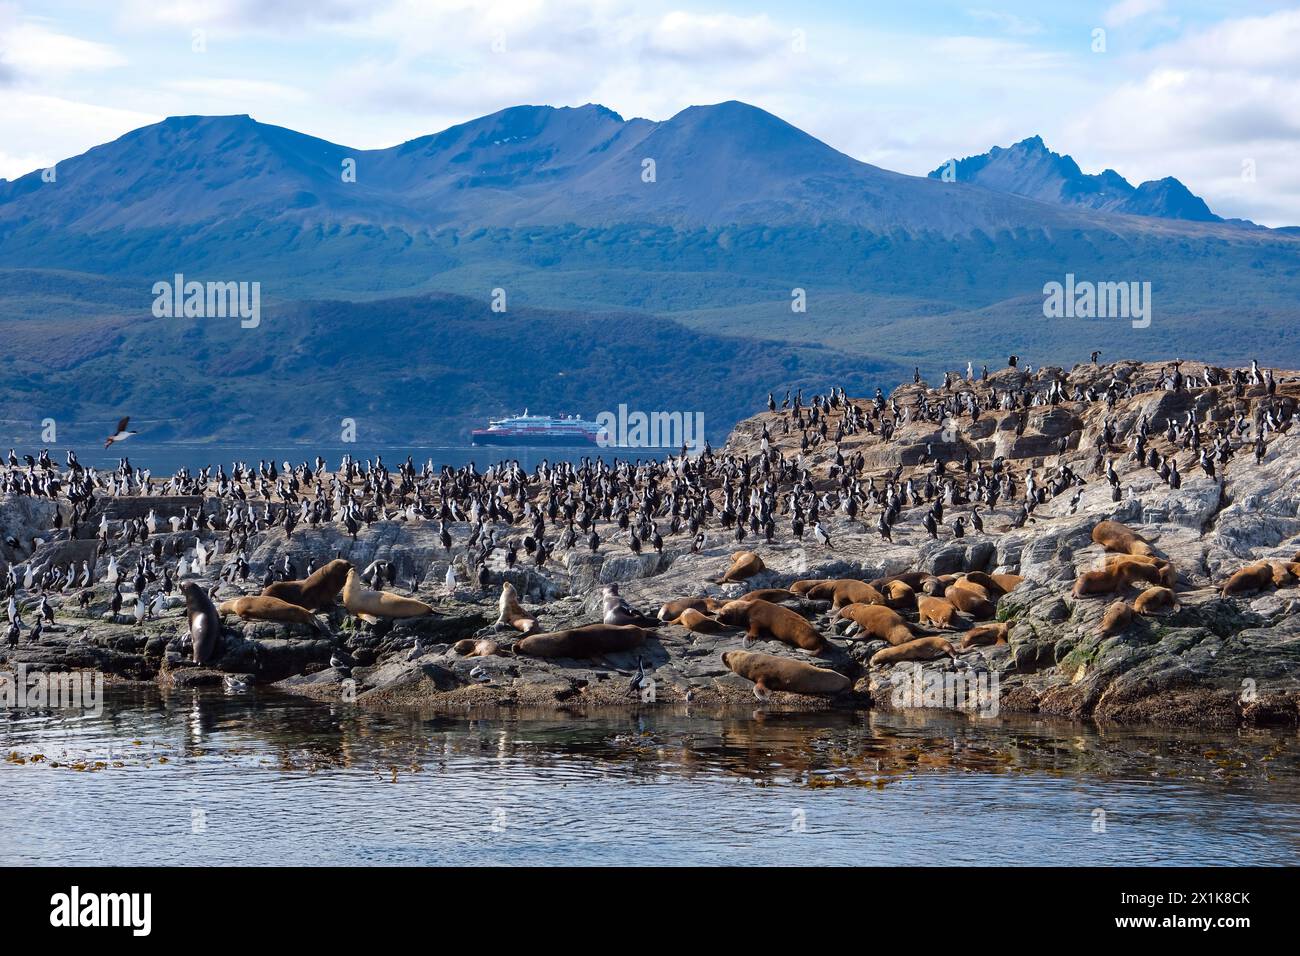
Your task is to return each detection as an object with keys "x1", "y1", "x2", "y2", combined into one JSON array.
[{"x1": 931, "y1": 136, "x2": 1220, "y2": 223}]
